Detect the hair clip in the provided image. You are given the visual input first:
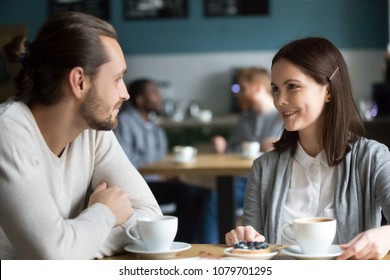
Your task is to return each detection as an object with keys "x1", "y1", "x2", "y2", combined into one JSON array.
[{"x1": 328, "y1": 66, "x2": 339, "y2": 81}]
